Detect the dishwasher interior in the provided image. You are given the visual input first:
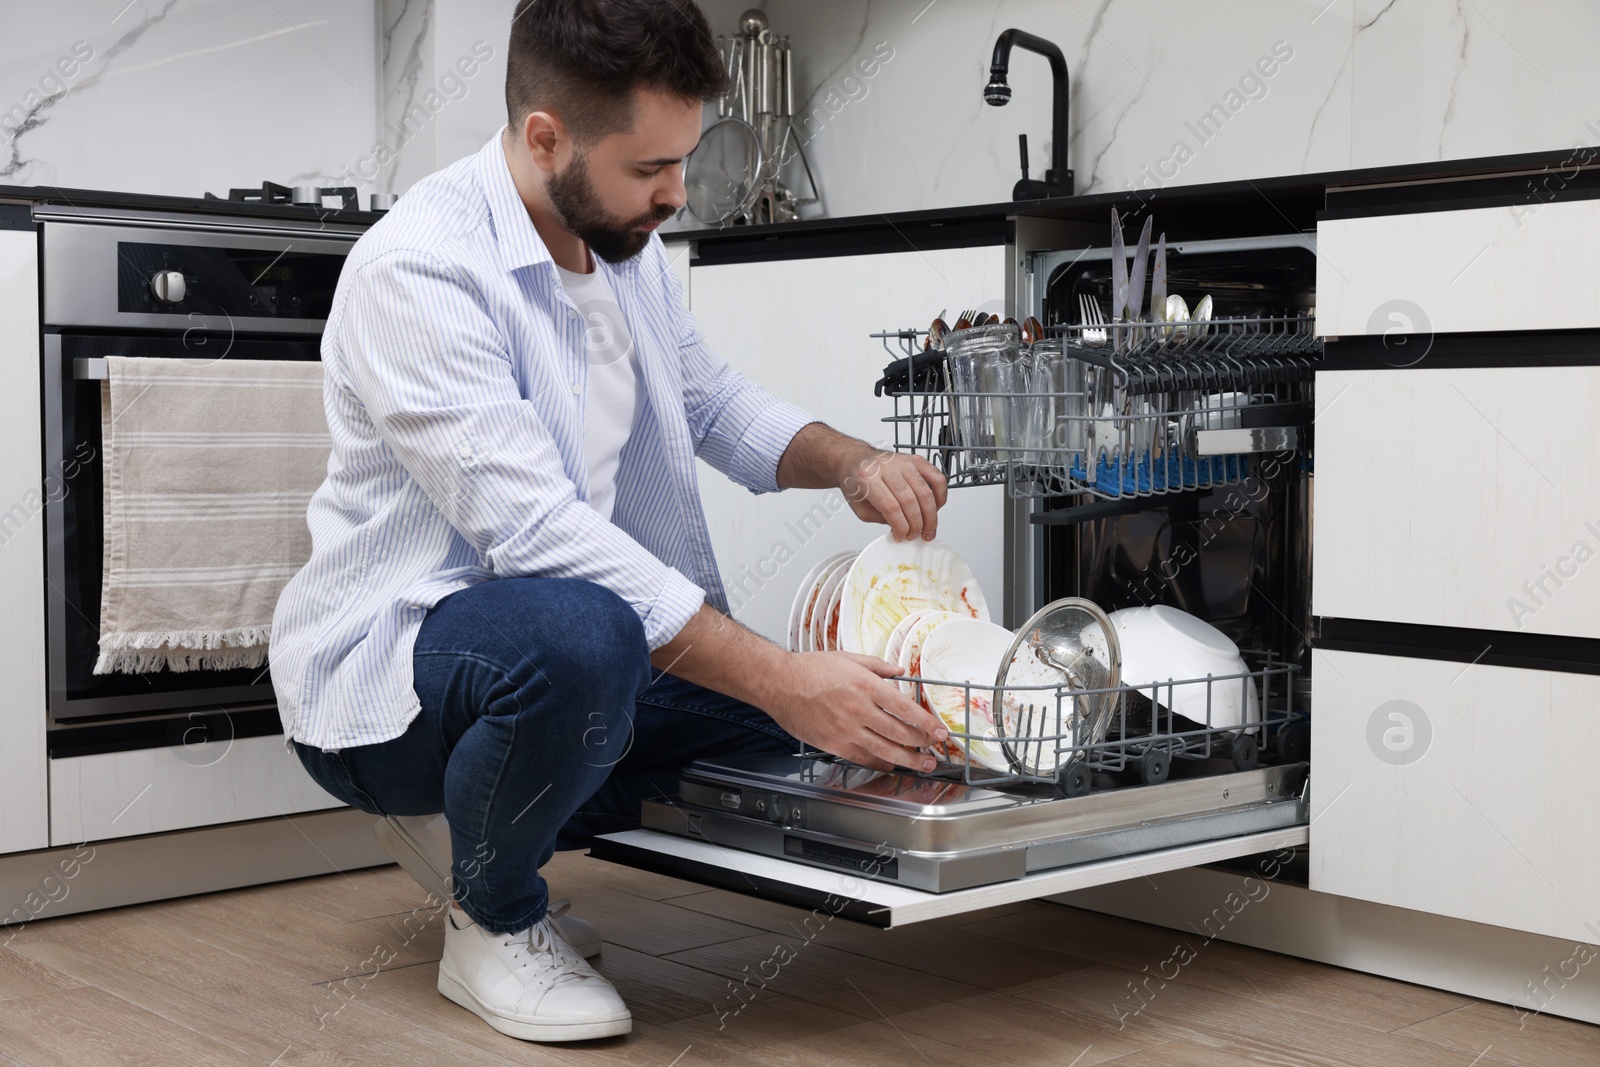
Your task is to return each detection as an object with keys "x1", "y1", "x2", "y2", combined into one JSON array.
[{"x1": 604, "y1": 228, "x2": 1321, "y2": 902}]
